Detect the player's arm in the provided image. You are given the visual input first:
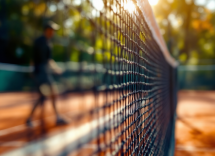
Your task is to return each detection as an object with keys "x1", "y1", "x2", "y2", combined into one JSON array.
[{"x1": 48, "y1": 59, "x2": 63, "y2": 74}]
